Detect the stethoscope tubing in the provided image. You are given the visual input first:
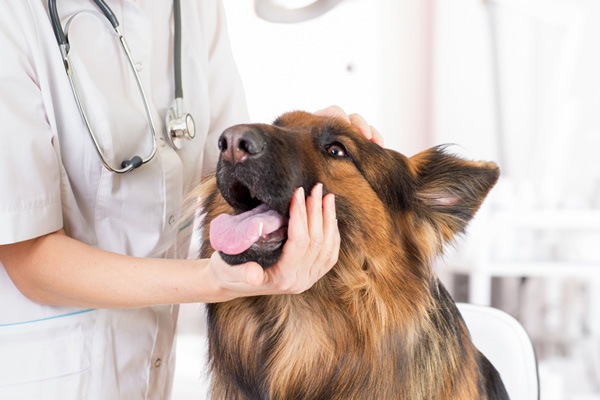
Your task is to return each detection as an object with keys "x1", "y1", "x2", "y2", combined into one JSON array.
[
  {"x1": 48, "y1": 0, "x2": 181, "y2": 174},
  {"x1": 49, "y1": 0, "x2": 118, "y2": 50},
  {"x1": 173, "y1": 0, "x2": 183, "y2": 100},
  {"x1": 63, "y1": 26, "x2": 158, "y2": 173}
]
